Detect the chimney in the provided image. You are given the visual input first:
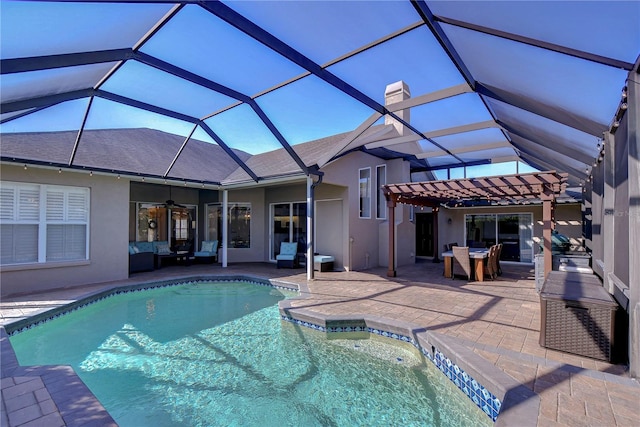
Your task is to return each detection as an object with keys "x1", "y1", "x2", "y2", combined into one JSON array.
[{"x1": 384, "y1": 81, "x2": 410, "y2": 135}]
